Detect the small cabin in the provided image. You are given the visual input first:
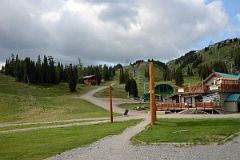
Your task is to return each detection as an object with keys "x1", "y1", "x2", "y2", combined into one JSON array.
[{"x1": 82, "y1": 75, "x2": 98, "y2": 85}]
